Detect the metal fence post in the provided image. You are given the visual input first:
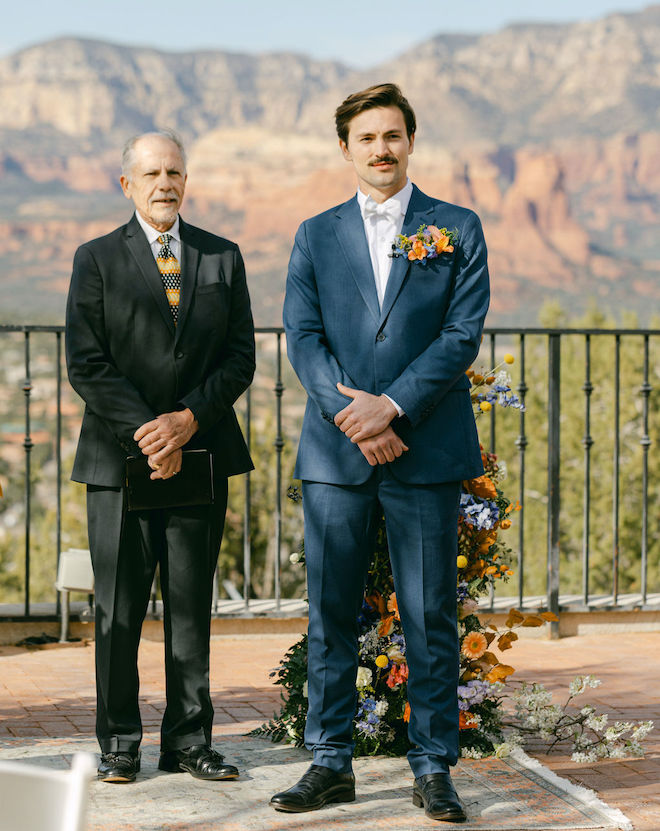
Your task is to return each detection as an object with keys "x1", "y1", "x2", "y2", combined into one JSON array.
[
  {"x1": 547, "y1": 334, "x2": 561, "y2": 638},
  {"x1": 274, "y1": 332, "x2": 284, "y2": 612},
  {"x1": 23, "y1": 332, "x2": 33, "y2": 617}
]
